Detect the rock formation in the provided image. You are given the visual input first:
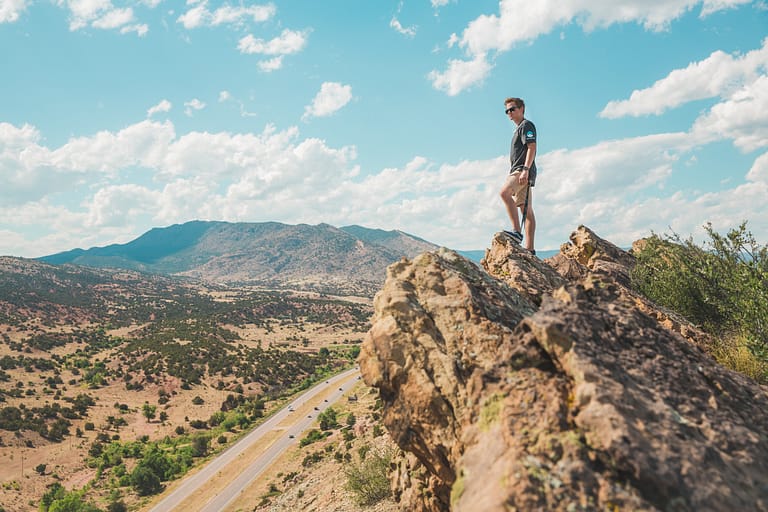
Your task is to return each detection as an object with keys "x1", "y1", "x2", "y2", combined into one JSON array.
[{"x1": 359, "y1": 226, "x2": 768, "y2": 511}]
